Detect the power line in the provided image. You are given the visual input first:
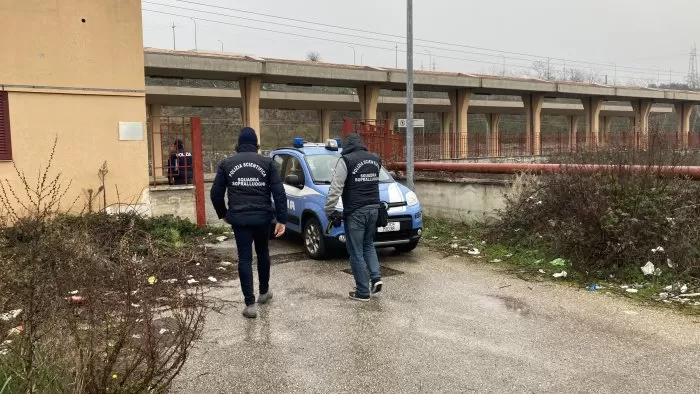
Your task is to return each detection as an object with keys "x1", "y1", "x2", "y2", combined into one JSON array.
[
  {"x1": 145, "y1": 1, "x2": 543, "y2": 69},
  {"x1": 141, "y1": 8, "x2": 560, "y2": 74},
  {"x1": 143, "y1": 8, "x2": 675, "y2": 82},
  {"x1": 158, "y1": 0, "x2": 682, "y2": 76},
  {"x1": 143, "y1": 1, "x2": 678, "y2": 78}
]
